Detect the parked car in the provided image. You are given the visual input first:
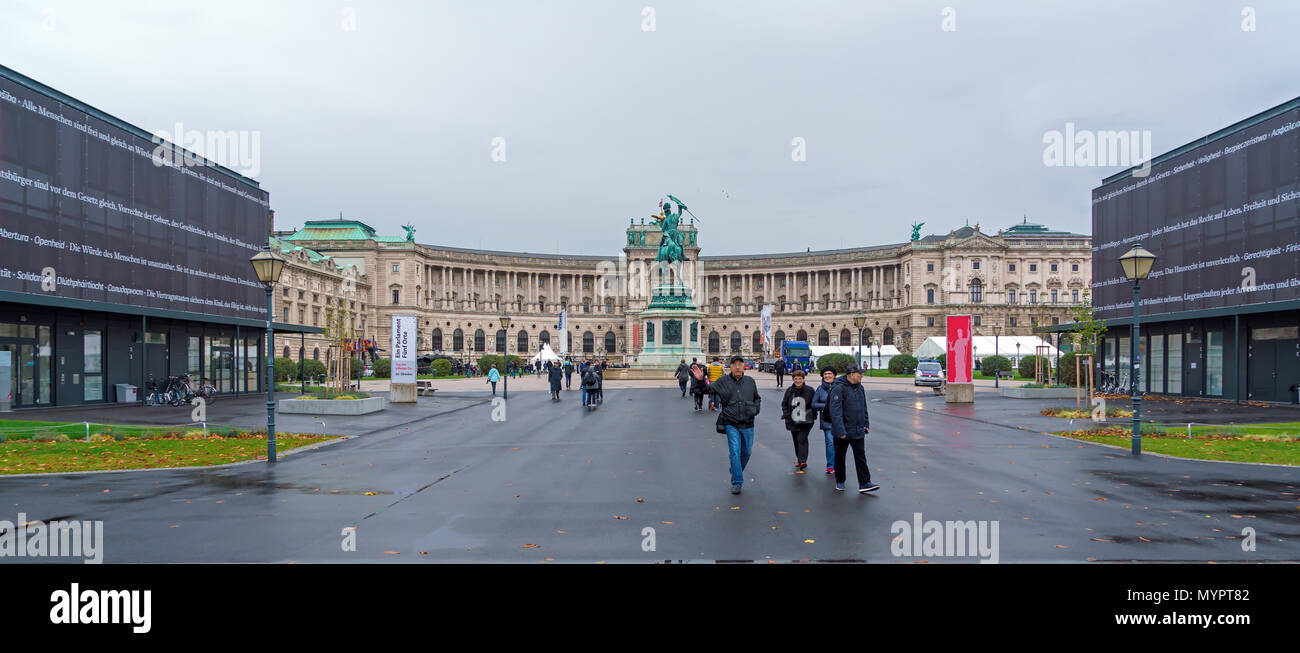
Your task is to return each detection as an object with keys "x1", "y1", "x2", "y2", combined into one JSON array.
[
  {"x1": 759, "y1": 357, "x2": 780, "y2": 372},
  {"x1": 914, "y1": 360, "x2": 945, "y2": 387}
]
